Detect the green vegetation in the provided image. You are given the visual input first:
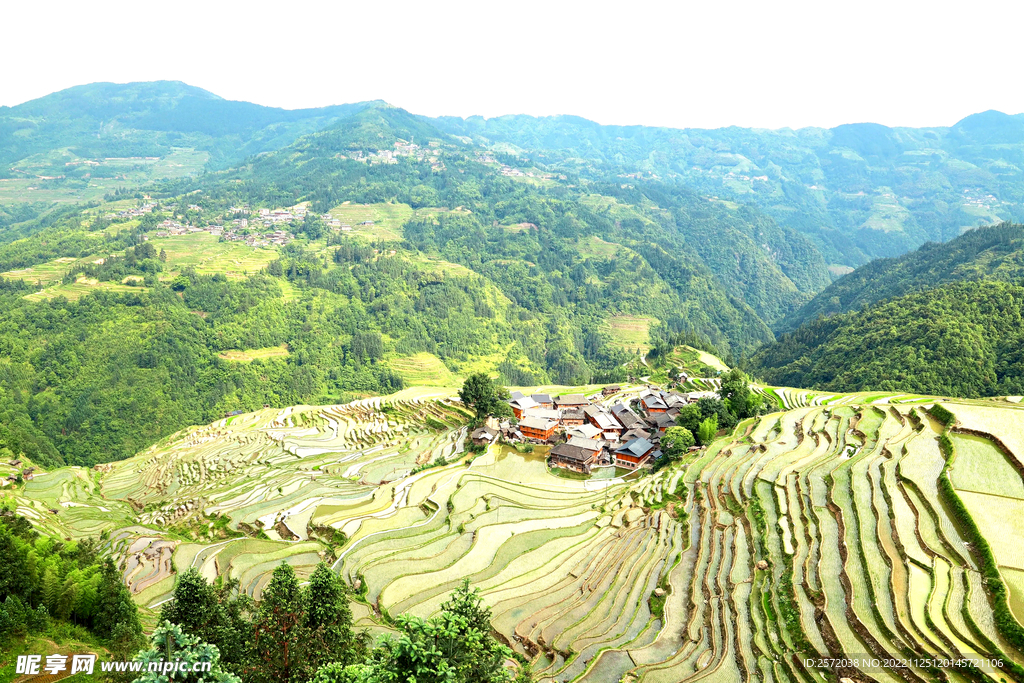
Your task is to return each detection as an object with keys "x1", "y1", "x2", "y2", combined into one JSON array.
[
  {"x1": 3, "y1": 385, "x2": 1024, "y2": 683},
  {"x1": 0, "y1": 511, "x2": 143, "y2": 654},
  {"x1": 436, "y1": 112, "x2": 1024, "y2": 267},
  {"x1": 782, "y1": 222, "x2": 1024, "y2": 331},
  {"x1": 458, "y1": 373, "x2": 512, "y2": 421},
  {"x1": 751, "y1": 280, "x2": 1024, "y2": 398}
]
